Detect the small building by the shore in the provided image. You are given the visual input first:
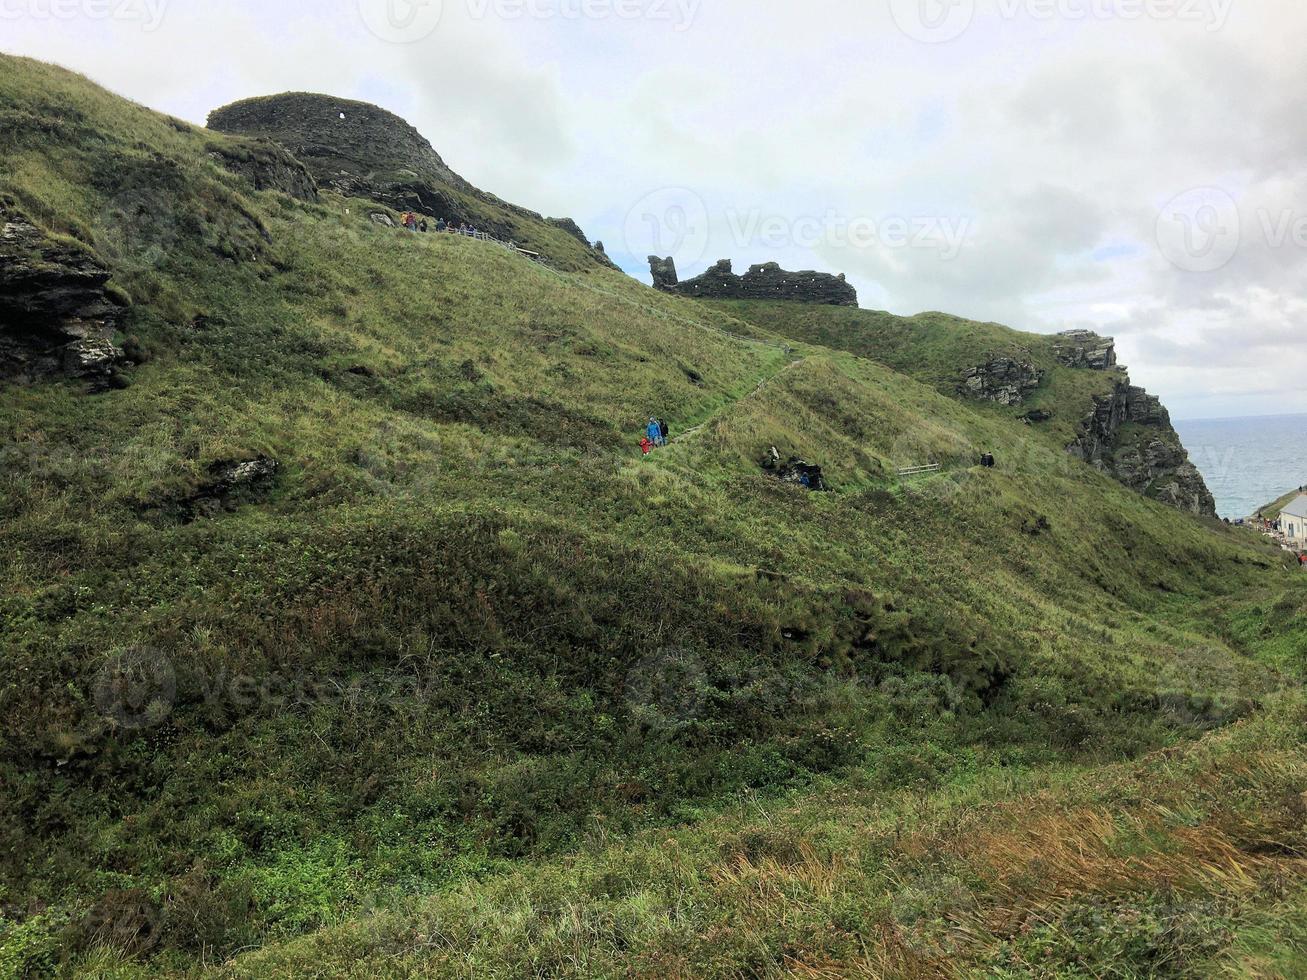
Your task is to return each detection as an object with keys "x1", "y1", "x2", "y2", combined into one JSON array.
[{"x1": 1282, "y1": 494, "x2": 1307, "y2": 546}]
